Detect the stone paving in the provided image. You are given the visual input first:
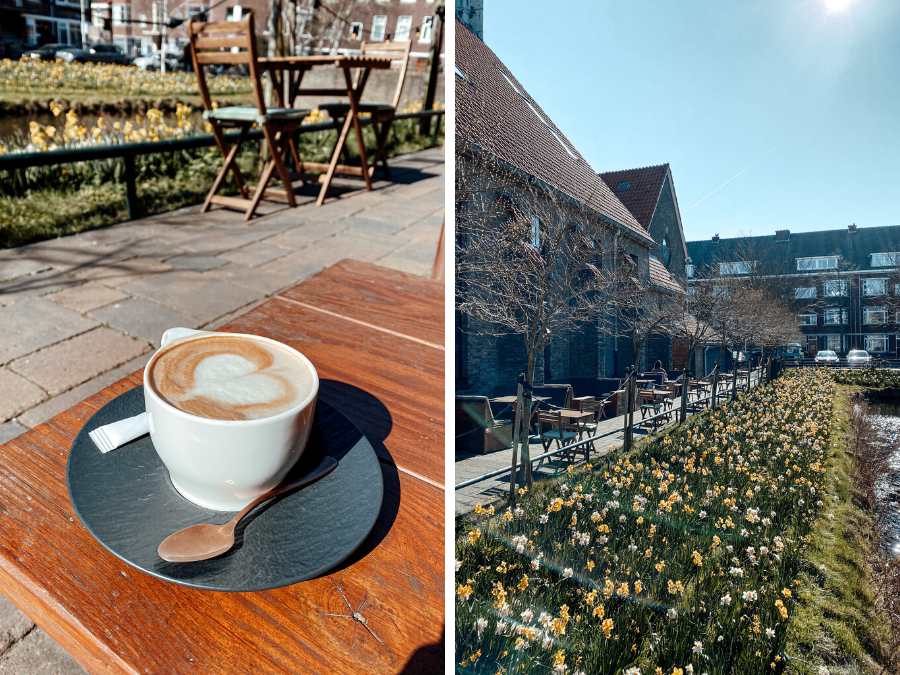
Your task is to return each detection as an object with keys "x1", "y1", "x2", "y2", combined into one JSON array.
[{"x1": 0, "y1": 146, "x2": 444, "y2": 673}]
